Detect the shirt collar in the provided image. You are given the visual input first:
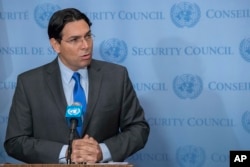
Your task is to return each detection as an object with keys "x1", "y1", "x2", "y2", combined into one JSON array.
[{"x1": 58, "y1": 57, "x2": 88, "y2": 84}]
